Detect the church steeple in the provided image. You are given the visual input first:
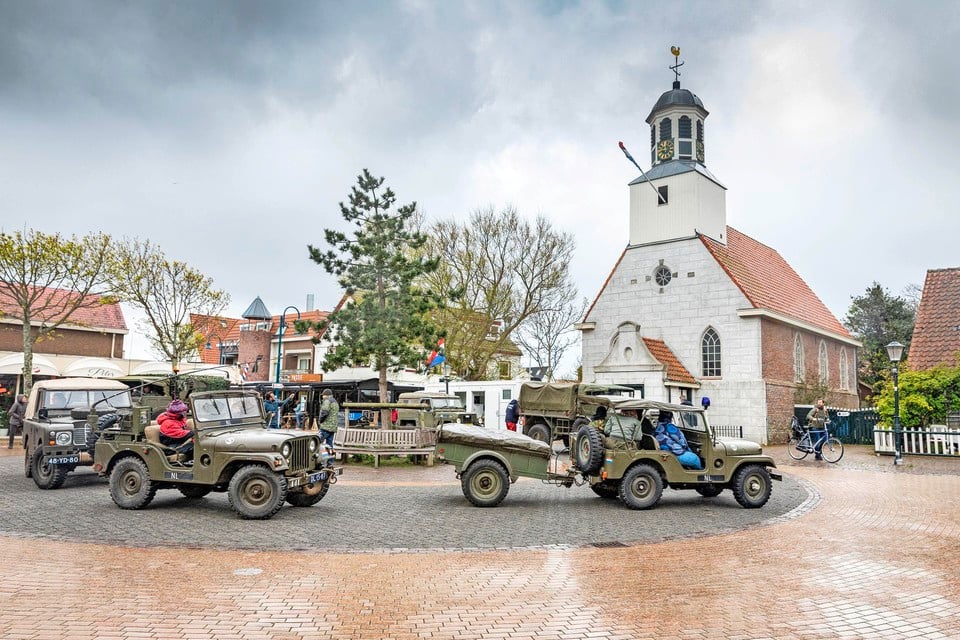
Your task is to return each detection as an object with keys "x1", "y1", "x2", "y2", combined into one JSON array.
[{"x1": 646, "y1": 46, "x2": 708, "y2": 167}]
